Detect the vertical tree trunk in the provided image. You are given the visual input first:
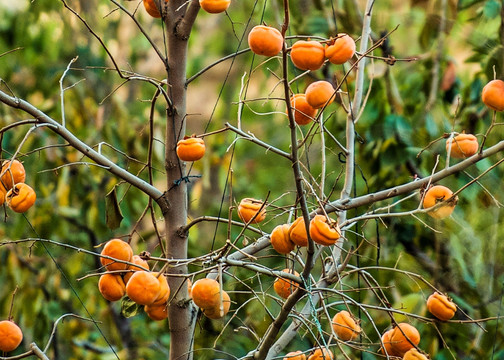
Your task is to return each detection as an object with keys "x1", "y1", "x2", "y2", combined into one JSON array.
[{"x1": 161, "y1": 1, "x2": 198, "y2": 359}]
